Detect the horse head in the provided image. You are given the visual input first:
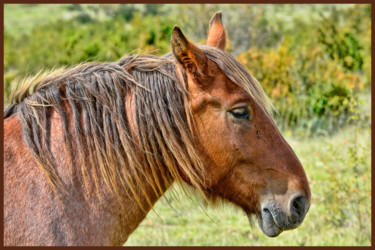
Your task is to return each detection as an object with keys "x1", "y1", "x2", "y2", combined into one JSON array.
[{"x1": 170, "y1": 12, "x2": 311, "y2": 237}]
